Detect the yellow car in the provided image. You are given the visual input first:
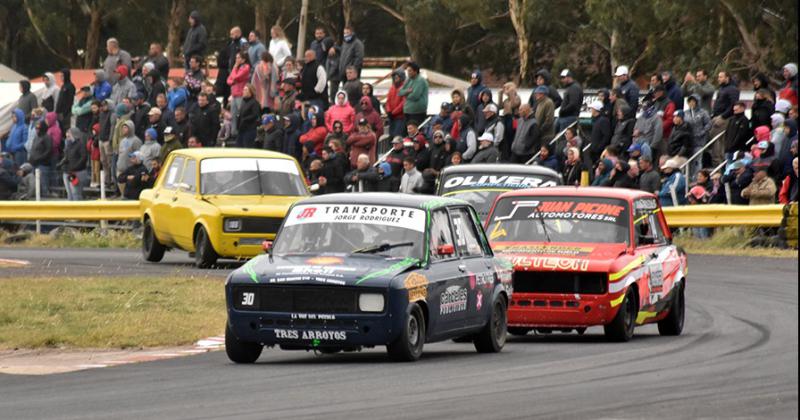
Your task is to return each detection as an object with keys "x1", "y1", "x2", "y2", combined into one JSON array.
[{"x1": 139, "y1": 148, "x2": 309, "y2": 267}]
